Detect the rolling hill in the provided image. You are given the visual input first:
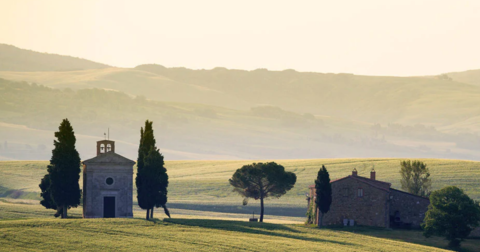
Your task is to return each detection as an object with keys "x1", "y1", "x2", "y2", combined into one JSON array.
[
  {"x1": 2, "y1": 64, "x2": 480, "y2": 129},
  {"x1": 448, "y1": 69, "x2": 480, "y2": 87},
  {"x1": 0, "y1": 45, "x2": 479, "y2": 161},
  {"x1": 2, "y1": 78, "x2": 480, "y2": 161},
  {"x1": 0, "y1": 44, "x2": 109, "y2": 71}
]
